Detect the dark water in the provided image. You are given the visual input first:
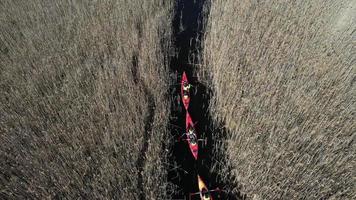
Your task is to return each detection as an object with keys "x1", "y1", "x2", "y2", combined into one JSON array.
[{"x1": 167, "y1": 0, "x2": 244, "y2": 199}]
